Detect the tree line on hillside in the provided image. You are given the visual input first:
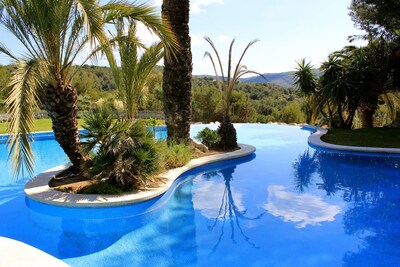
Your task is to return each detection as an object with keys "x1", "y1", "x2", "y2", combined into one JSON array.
[{"x1": 0, "y1": 64, "x2": 308, "y2": 124}]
